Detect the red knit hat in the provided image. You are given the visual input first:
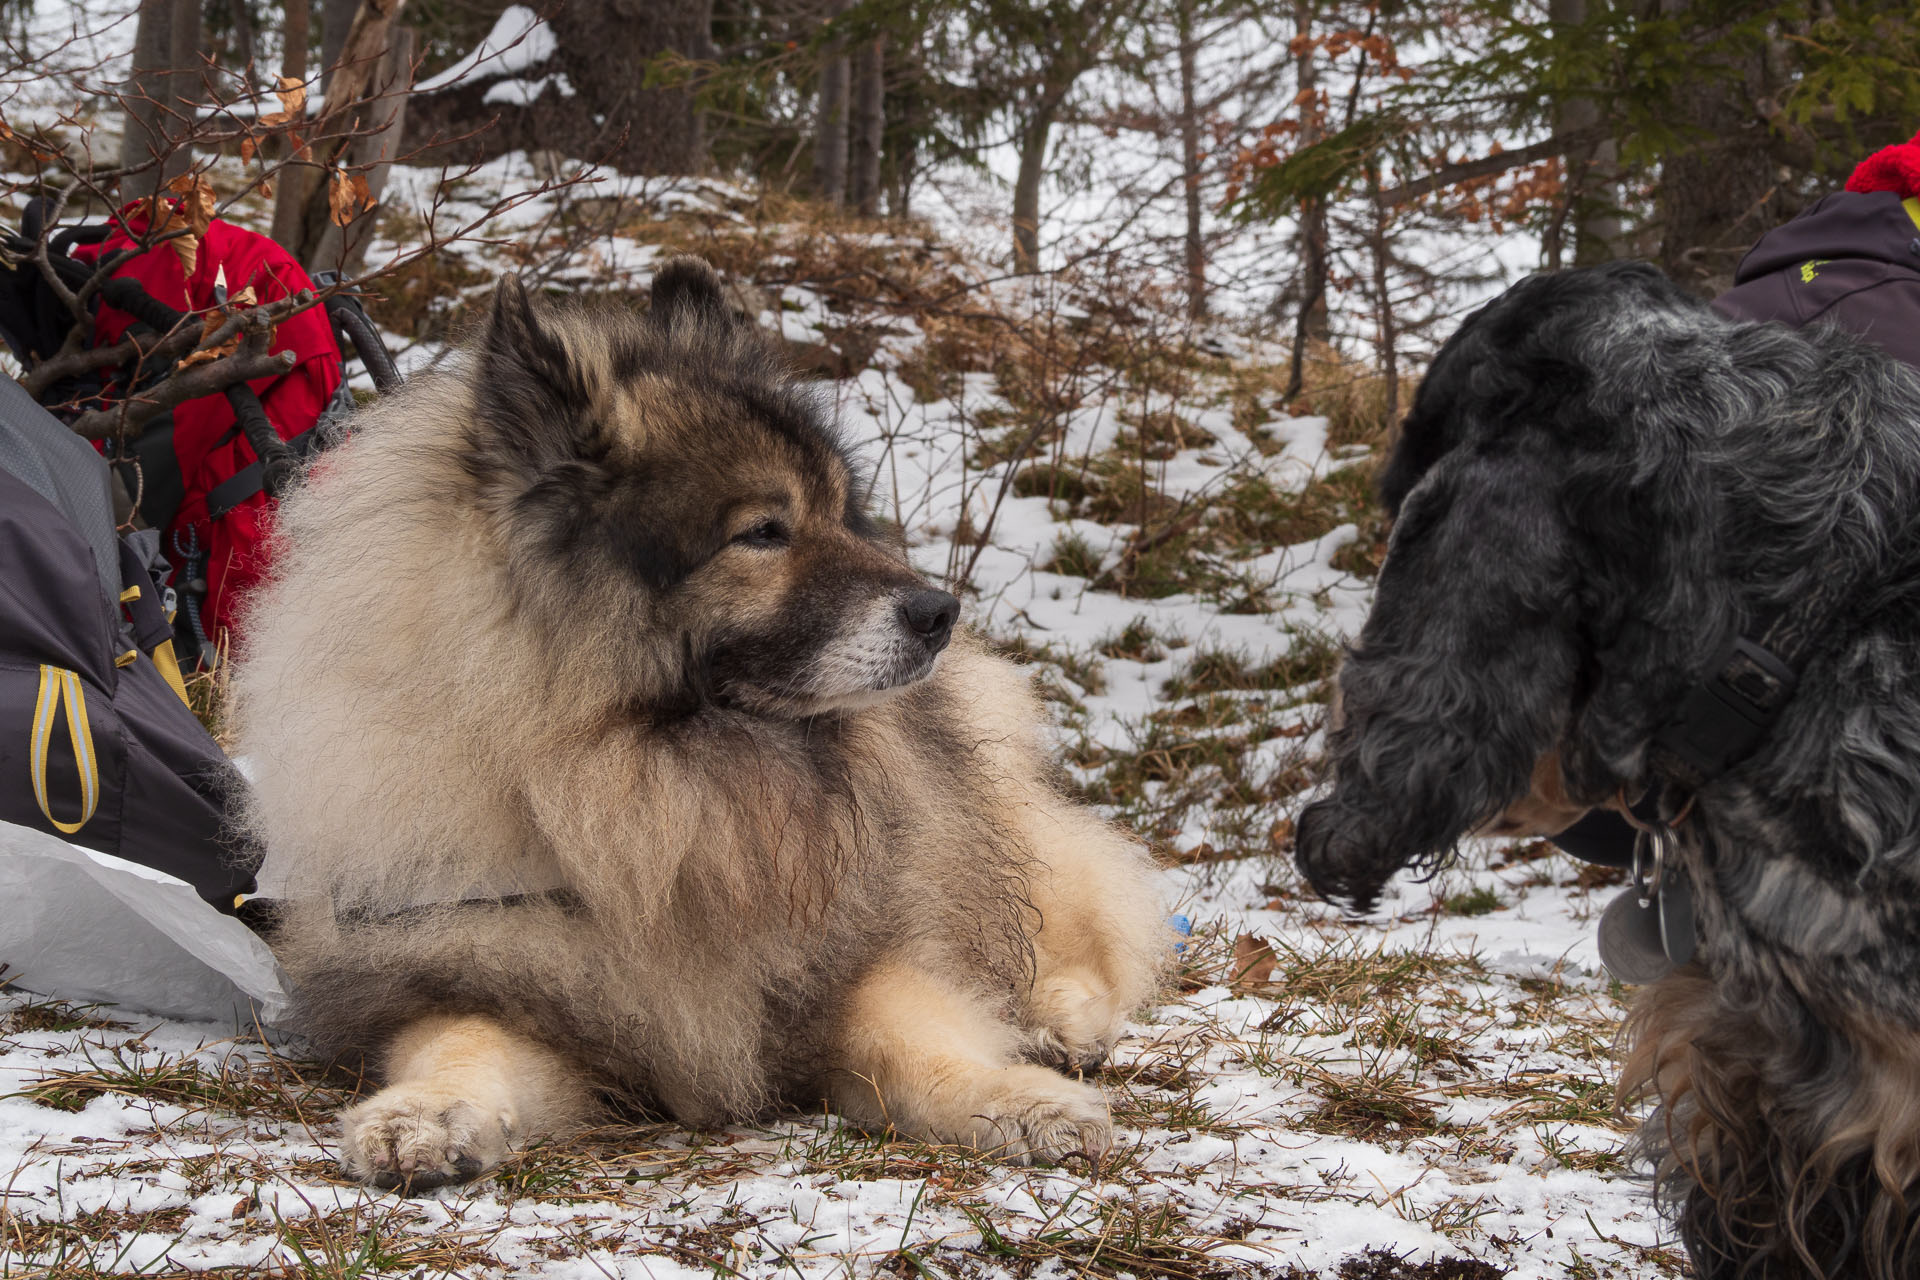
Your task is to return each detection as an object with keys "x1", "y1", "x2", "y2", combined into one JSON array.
[{"x1": 1847, "y1": 127, "x2": 1920, "y2": 198}]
